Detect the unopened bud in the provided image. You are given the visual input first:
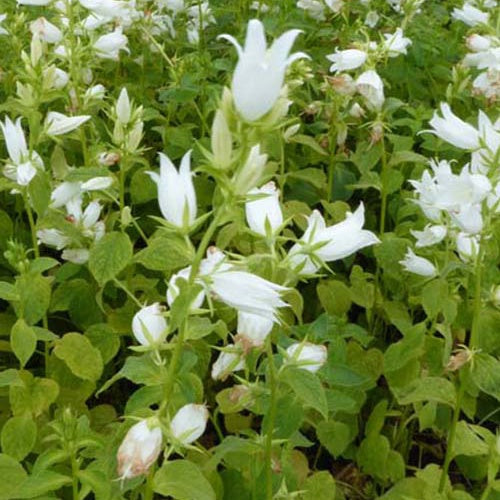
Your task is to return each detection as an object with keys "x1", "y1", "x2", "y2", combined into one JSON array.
[
  {"x1": 211, "y1": 109, "x2": 232, "y2": 169},
  {"x1": 116, "y1": 88, "x2": 132, "y2": 125},
  {"x1": 132, "y1": 303, "x2": 168, "y2": 346},
  {"x1": 170, "y1": 404, "x2": 209, "y2": 445},
  {"x1": 285, "y1": 342, "x2": 327, "y2": 373},
  {"x1": 328, "y1": 74, "x2": 356, "y2": 96}
]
